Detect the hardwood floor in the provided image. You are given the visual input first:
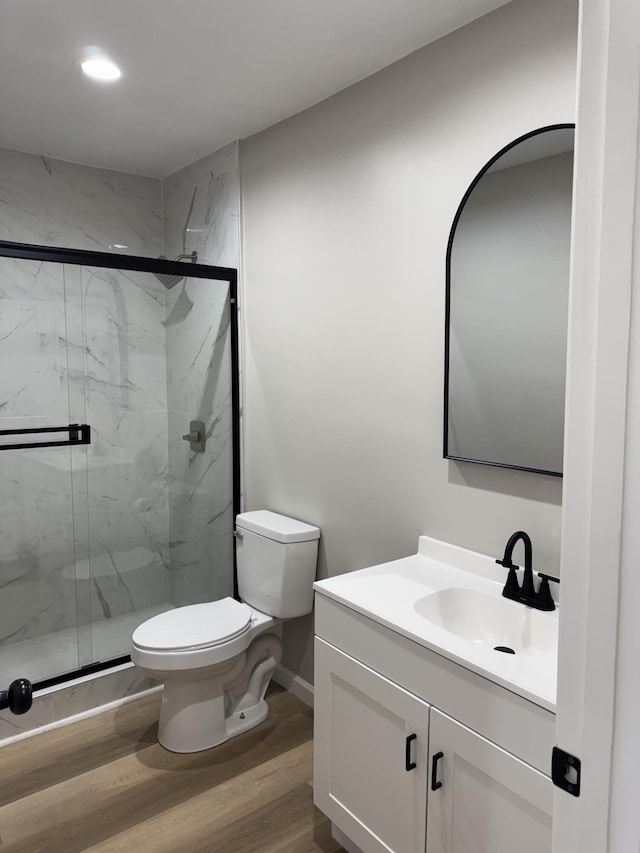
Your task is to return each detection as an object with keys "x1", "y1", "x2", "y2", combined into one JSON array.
[{"x1": 0, "y1": 685, "x2": 345, "y2": 853}]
